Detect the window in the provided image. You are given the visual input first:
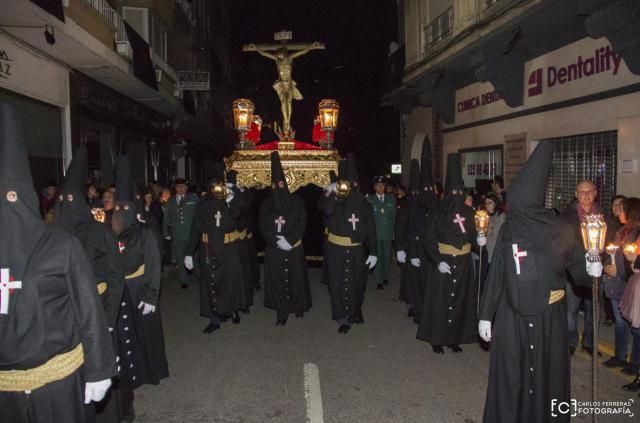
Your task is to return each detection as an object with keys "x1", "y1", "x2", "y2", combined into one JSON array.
[
  {"x1": 122, "y1": 7, "x2": 149, "y2": 42},
  {"x1": 543, "y1": 131, "x2": 617, "y2": 211},
  {"x1": 423, "y1": 7, "x2": 453, "y2": 50}
]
